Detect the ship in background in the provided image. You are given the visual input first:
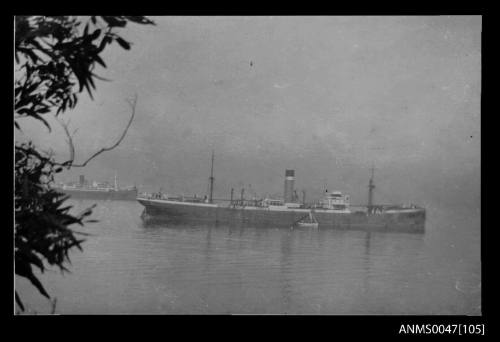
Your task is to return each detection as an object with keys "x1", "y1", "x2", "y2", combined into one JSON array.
[
  {"x1": 137, "y1": 152, "x2": 426, "y2": 233},
  {"x1": 55, "y1": 173, "x2": 138, "y2": 200}
]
